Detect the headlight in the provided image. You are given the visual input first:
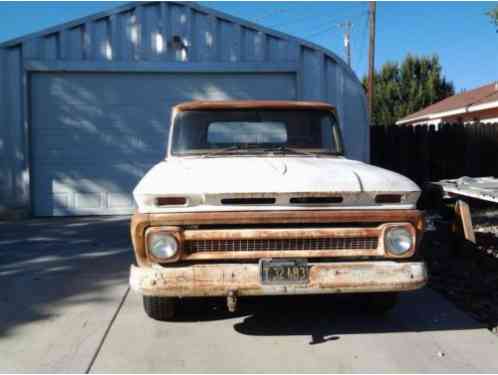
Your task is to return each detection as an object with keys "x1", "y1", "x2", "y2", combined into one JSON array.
[
  {"x1": 148, "y1": 232, "x2": 179, "y2": 260},
  {"x1": 385, "y1": 227, "x2": 413, "y2": 255}
]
